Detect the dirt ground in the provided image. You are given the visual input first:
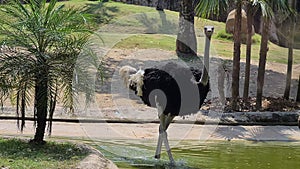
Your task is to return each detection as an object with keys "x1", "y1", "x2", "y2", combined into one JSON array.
[
  {"x1": 94, "y1": 48, "x2": 300, "y2": 117},
  {"x1": 0, "y1": 48, "x2": 299, "y2": 120}
]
